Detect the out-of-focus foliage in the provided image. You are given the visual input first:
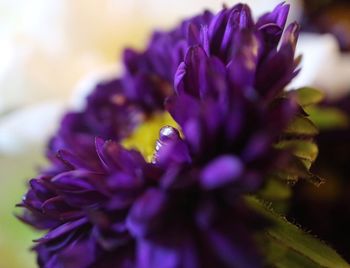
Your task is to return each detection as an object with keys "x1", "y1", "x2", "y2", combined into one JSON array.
[
  {"x1": 0, "y1": 148, "x2": 45, "y2": 268},
  {"x1": 248, "y1": 197, "x2": 350, "y2": 268}
]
